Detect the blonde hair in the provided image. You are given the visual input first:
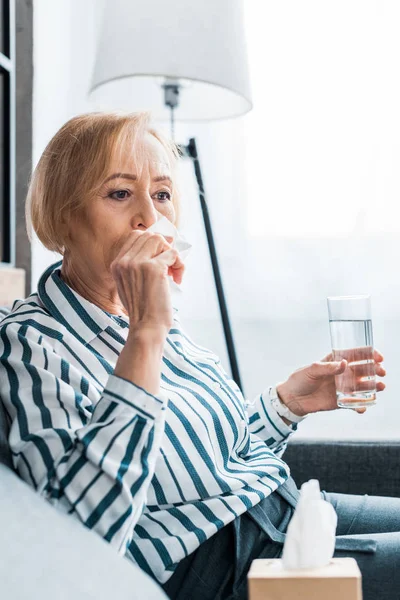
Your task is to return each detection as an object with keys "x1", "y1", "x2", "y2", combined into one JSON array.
[{"x1": 26, "y1": 111, "x2": 181, "y2": 254}]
